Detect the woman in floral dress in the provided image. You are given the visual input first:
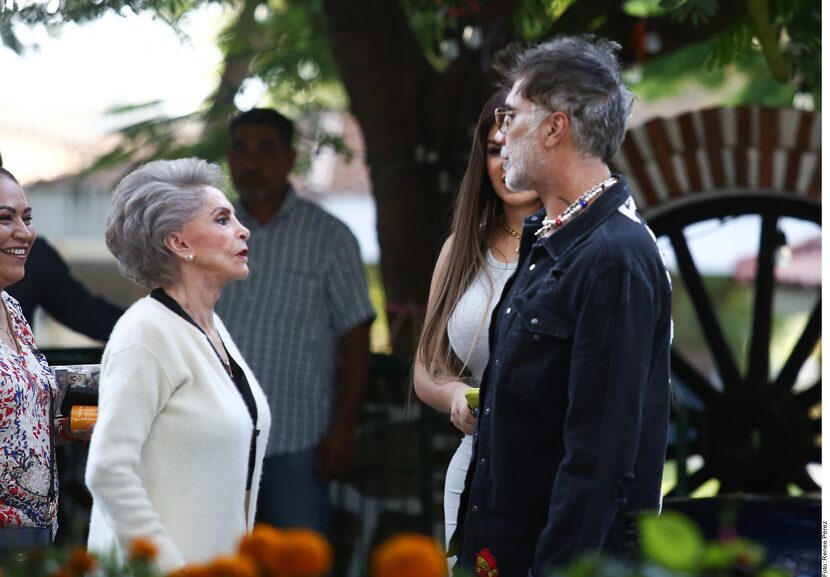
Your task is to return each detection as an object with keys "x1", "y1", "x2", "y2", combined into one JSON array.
[{"x1": 0, "y1": 168, "x2": 89, "y2": 552}]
